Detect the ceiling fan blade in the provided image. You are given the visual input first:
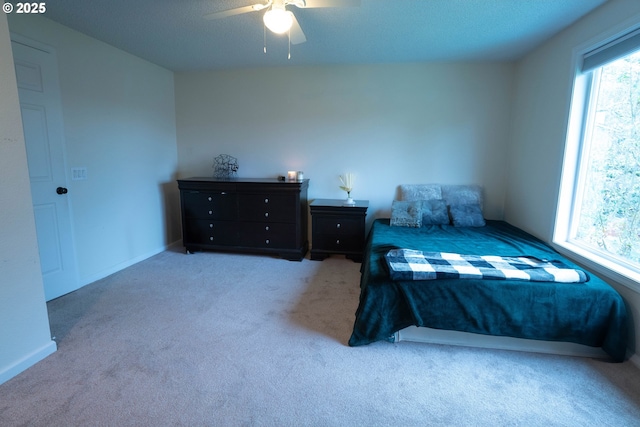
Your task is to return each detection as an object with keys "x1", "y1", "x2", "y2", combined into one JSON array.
[
  {"x1": 294, "y1": 0, "x2": 360, "y2": 7},
  {"x1": 203, "y1": 3, "x2": 269, "y2": 20},
  {"x1": 289, "y1": 13, "x2": 307, "y2": 45}
]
